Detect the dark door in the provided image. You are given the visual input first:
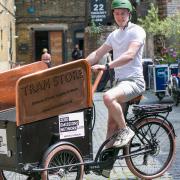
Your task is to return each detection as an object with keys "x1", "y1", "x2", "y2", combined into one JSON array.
[{"x1": 35, "y1": 31, "x2": 49, "y2": 61}]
